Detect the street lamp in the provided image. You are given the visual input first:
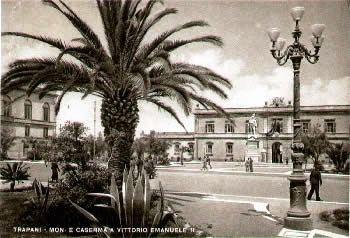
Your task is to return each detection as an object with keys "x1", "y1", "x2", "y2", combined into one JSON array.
[{"x1": 267, "y1": 6, "x2": 325, "y2": 231}]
